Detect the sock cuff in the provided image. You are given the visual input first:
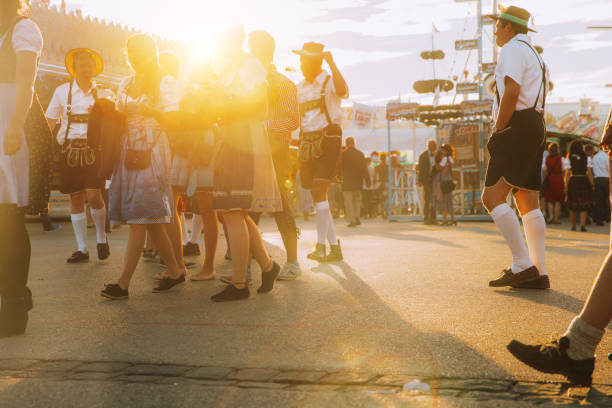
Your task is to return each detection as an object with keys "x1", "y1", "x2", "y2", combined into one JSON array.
[
  {"x1": 316, "y1": 201, "x2": 330, "y2": 211},
  {"x1": 71, "y1": 212, "x2": 87, "y2": 221},
  {"x1": 566, "y1": 316, "x2": 605, "y2": 340},
  {"x1": 522, "y1": 209, "x2": 544, "y2": 222},
  {"x1": 490, "y1": 203, "x2": 512, "y2": 219},
  {"x1": 90, "y1": 206, "x2": 106, "y2": 215}
]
